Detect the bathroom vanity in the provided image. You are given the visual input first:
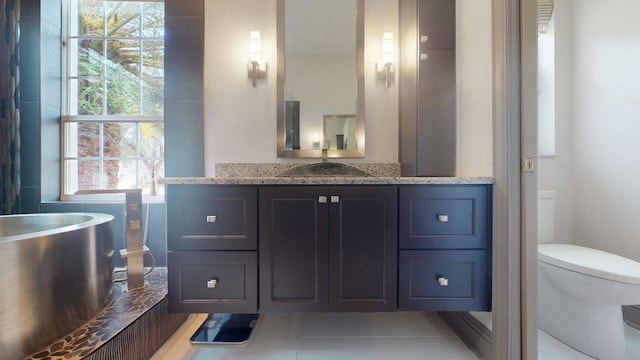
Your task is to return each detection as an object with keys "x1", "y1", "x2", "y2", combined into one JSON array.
[{"x1": 164, "y1": 173, "x2": 492, "y2": 314}]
